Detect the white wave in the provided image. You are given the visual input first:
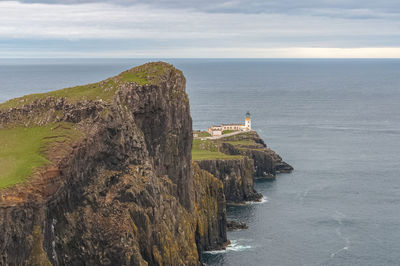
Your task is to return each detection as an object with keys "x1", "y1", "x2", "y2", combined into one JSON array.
[
  {"x1": 330, "y1": 211, "x2": 351, "y2": 258},
  {"x1": 330, "y1": 246, "x2": 349, "y2": 258},
  {"x1": 202, "y1": 240, "x2": 253, "y2": 254},
  {"x1": 298, "y1": 190, "x2": 309, "y2": 202},
  {"x1": 247, "y1": 196, "x2": 268, "y2": 205},
  {"x1": 202, "y1": 249, "x2": 227, "y2": 254},
  {"x1": 226, "y1": 240, "x2": 252, "y2": 252}
]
